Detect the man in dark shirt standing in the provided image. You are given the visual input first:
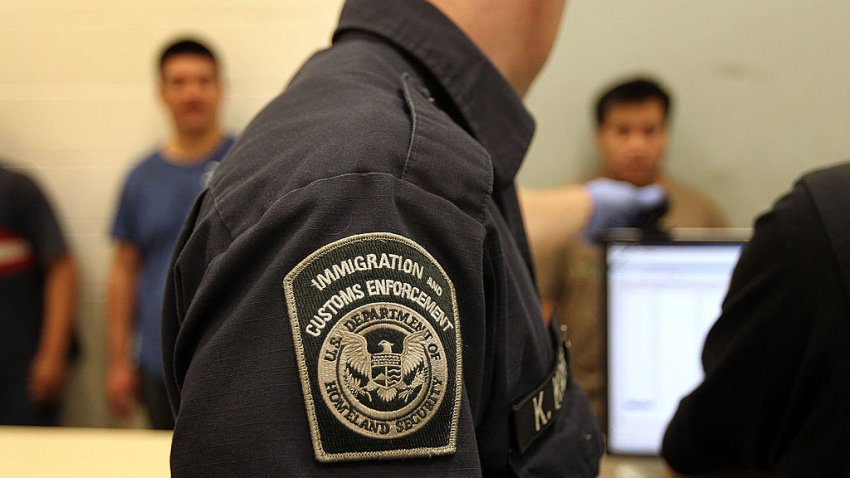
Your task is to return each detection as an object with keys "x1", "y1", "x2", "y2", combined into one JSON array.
[
  {"x1": 163, "y1": 1, "x2": 604, "y2": 476},
  {"x1": 0, "y1": 164, "x2": 77, "y2": 426}
]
